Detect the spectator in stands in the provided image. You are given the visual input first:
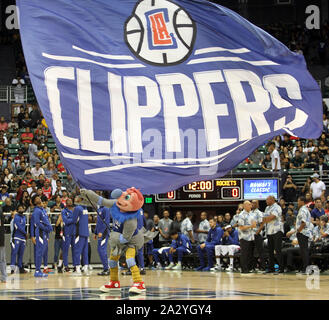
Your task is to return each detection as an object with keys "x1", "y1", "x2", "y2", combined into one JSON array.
[
  {"x1": 170, "y1": 211, "x2": 183, "y2": 233},
  {"x1": 261, "y1": 153, "x2": 272, "y2": 171},
  {"x1": 10, "y1": 132, "x2": 19, "y2": 145},
  {"x1": 301, "y1": 177, "x2": 312, "y2": 196},
  {"x1": 290, "y1": 150, "x2": 305, "y2": 169},
  {"x1": 29, "y1": 105, "x2": 41, "y2": 128},
  {"x1": 324, "y1": 149, "x2": 329, "y2": 163},
  {"x1": 0, "y1": 185, "x2": 9, "y2": 201},
  {"x1": 21, "y1": 113, "x2": 32, "y2": 128},
  {"x1": 279, "y1": 198, "x2": 288, "y2": 217},
  {"x1": 21, "y1": 127, "x2": 33, "y2": 144},
  {"x1": 12, "y1": 78, "x2": 25, "y2": 103},
  {"x1": 310, "y1": 173, "x2": 326, "y2": 201},
  {"x1": 52, "y1": 179, "x2": 66, "y2": 198},
  {"x1": 303, "y1": 140, "x2": 315, "y2": 154},
  {"x1": 311, "y1": 198, "x2": 325, "y2": 224},
  {"x1": 38, "y1": 146, "x2": 50, "y2": 162},
  {"x1": 268, "y1": 142, "x2": 281, "y2": 171},
  {"x1": 249, "y1": 150, "x2": 264, "y2": 165},
  {"x1": 3, "y1": 169, "x2": 13, "y2": 187},
  {"x1": 280, "y1": 154, "x2": 290, "y2": 170},
  {"x1": 27, "y1": 180, "x2": 38, "y2": 198},
  {"x1": 324, "y1": 199, "x2": 329, "y2": 216},
  {"x1": 318, "y1": 140, "x2": 328, "y2": 156},
  {"x1": 41, "y1": 179, "x2": 52, "y2": 200},
  {"x1": 195, "y1": 211, "x2": 210, "y2": 244},
  {"x1": 31, "y1": 162, "x2": 45, "y2": 179},
  {"x1": 151, "y1": 214, "x2": 160, "y2": 250},
  {"x1": 17, "y1": 106, "x2": 25, "y2": 129},
  {"x1": 181, "y1": 211, "x2": 195, "y2": 244},
  {"x1": 0, "y1": 117, "x2": 8, "y2": 132},
  {"x1": 315, "y1": 156, "x2": 329, "y2": 177},
  {"x1": 281, "y1": 135, "x2": 293, "y2": 150},
  {"x1": 63, "y1": 174, "x2": 77, "y2": 194},
  {"x1": 305, "y1": 192, "x2": 315, "y2": 211},
  {"x1": 50, "y1": 195, "x2": 64, "y2": 223},
  {"x1": 158, "y1": 209, "x2": 173, "y2": 246},
  {"x1": 44, "y1": 161, "x2": 57, "y2": 179},
  {"x1": 28, "y1": 139, "x2": 39, "y2": 167},
  {"x1": 282, "y1": 175, "x2": 298, "y2": 203},
  {"x1": 304, "y1": 152, "x2": 319, "y2": 169}
]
